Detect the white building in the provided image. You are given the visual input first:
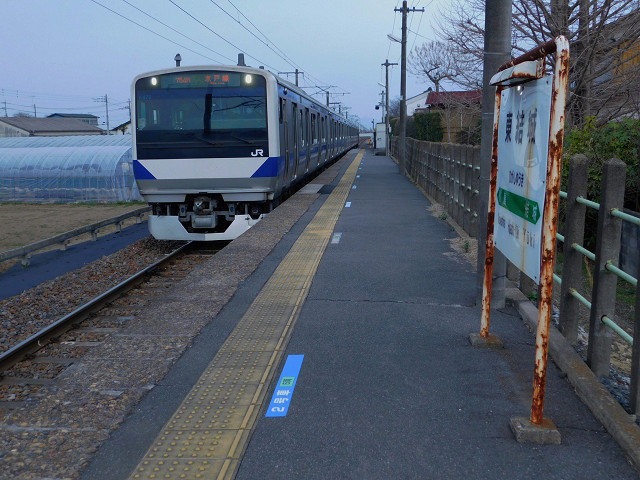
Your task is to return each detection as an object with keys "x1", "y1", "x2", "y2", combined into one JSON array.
[{"x1": 406, "y1": 89, "x2": 433, "y2": 116}]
